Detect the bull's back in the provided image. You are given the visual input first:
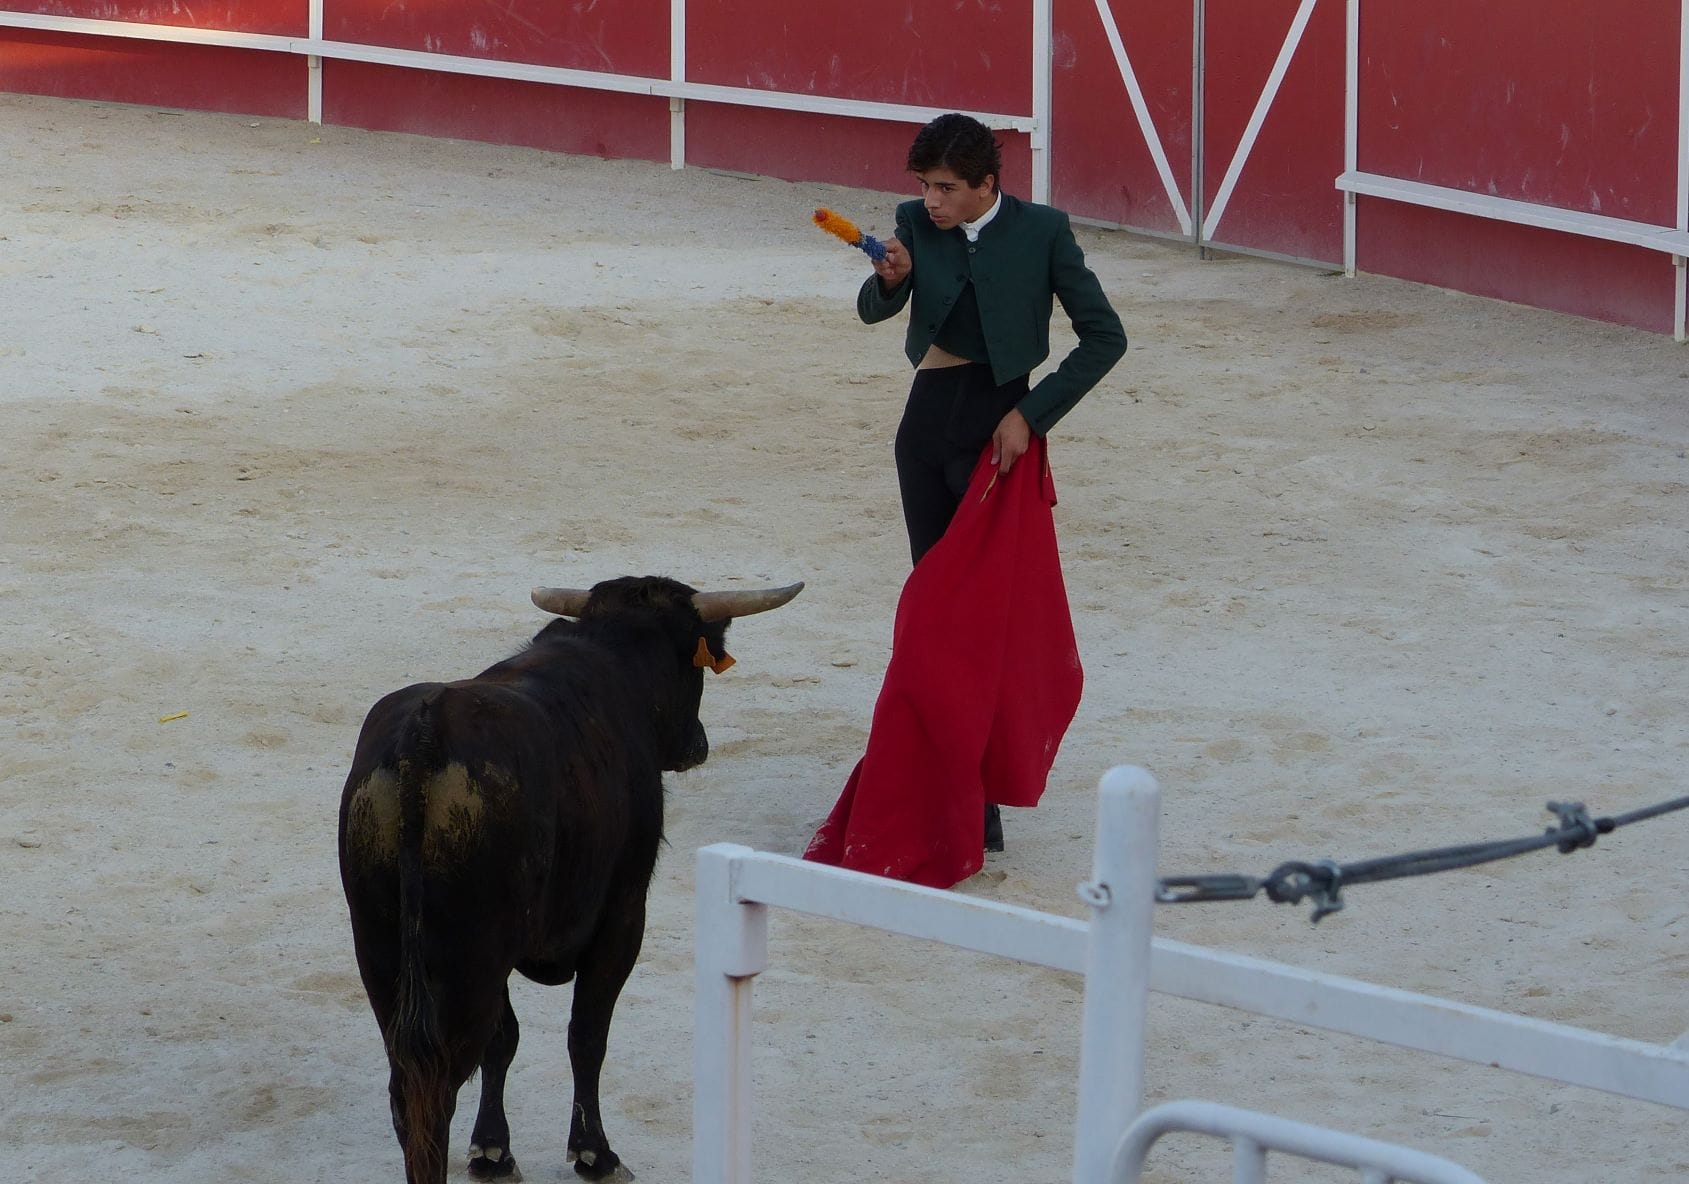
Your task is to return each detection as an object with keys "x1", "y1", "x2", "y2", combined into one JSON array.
[
  {"x1": 341, "y1": 681, "x2": 544, "y2": 855},
  {"x1": 338, "y1": 680, "x2": 656, "y2": 971}
]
